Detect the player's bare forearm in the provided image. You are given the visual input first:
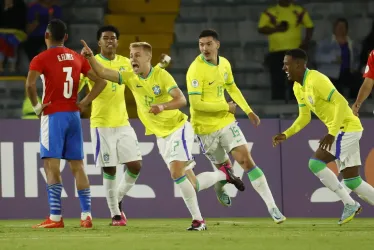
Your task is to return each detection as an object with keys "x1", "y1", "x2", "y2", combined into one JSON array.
[
  {"x1": 355, "y1": 78, "x2": 374, "y2": 106},
  {"x1": 226, "y1": 83, "x2": 253, "y2": 114},
  {"x1": 258, "y1": 26, "x2": 277, "y2": 35},
  {"x1": 87, "y1": 56, "x2": 119, "y2": 83},
  {"x1": 304, "y1": 28, "x2": 314, "y2": 43},
  {"x1": 163, "y1": 88, "x2": 187, "y2": 110},
  {"x1": 26, "y1": 70, "x2": 41, "y2": 106}
]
